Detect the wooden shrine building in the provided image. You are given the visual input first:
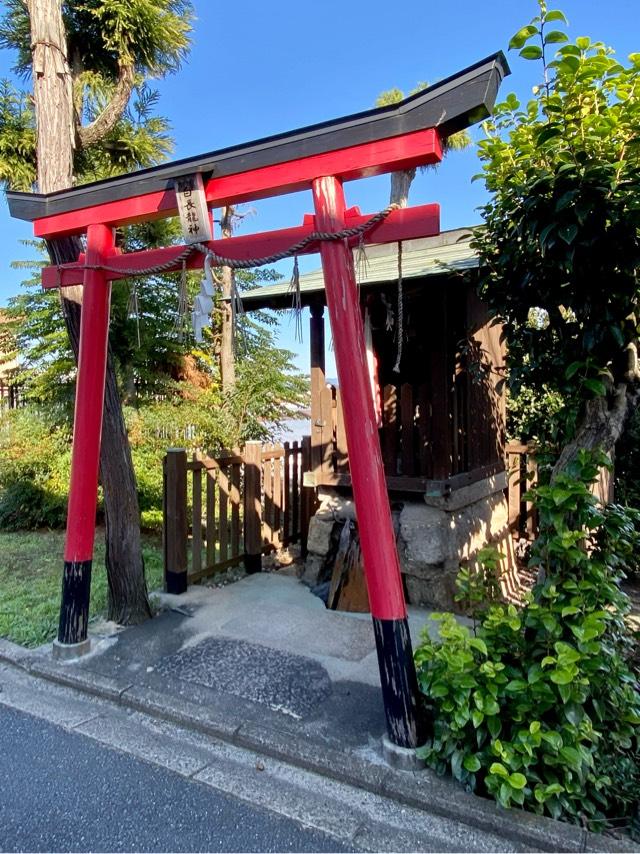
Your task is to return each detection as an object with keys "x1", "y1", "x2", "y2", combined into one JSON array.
[{"x1": 243, "y1": 227, "x2": 509, "y2": 610}]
